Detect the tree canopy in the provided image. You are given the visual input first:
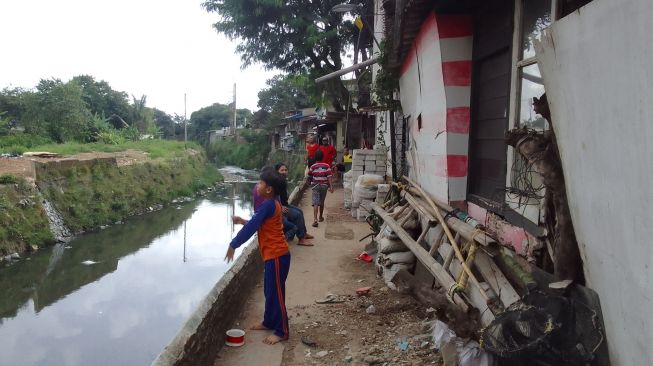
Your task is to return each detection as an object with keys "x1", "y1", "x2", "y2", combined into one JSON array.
[
  {"x1": 255, "y1": 73, "x2": 315, "y2": 129},
  {"x1": 0, "y1": 76, "x2": 177, "y2": 143},
  {"x1": 189, "y1": 103, "x2": 252, "y2": 143},
  {"x1": 202, "y1": 0, "x2": 371, "y2": 111}
]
